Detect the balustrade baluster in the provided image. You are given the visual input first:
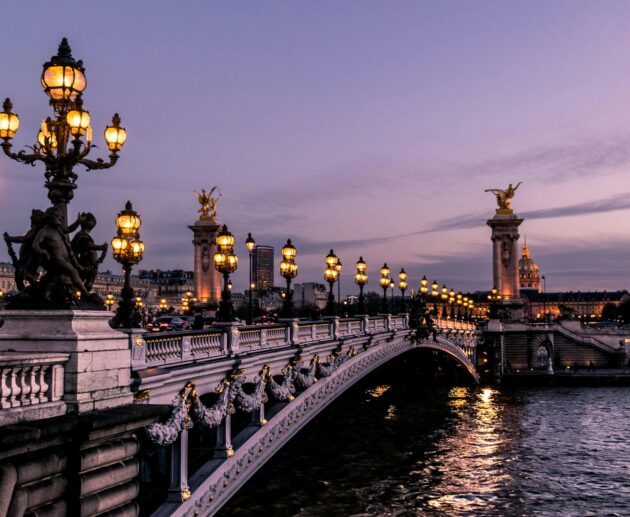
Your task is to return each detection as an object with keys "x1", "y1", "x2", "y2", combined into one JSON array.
[
  {"x1": 17, "y1": 366, "x2": 30, "y2": 406},
  {"x1": 29, "y1": 365, "x2": 41, "y2": 404},
  {"x1": 9, "y1": 367, "x2": 21, "y2": 407},
  {"x1": 1, "y1": 368, "x2": 11, "y2": 409},
  {"x1": 39, "y1": 365, "x2": 49, "y2": 403},
  {"x1": 17, "y1": 367, "x2": 30, "y2": 406}
]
